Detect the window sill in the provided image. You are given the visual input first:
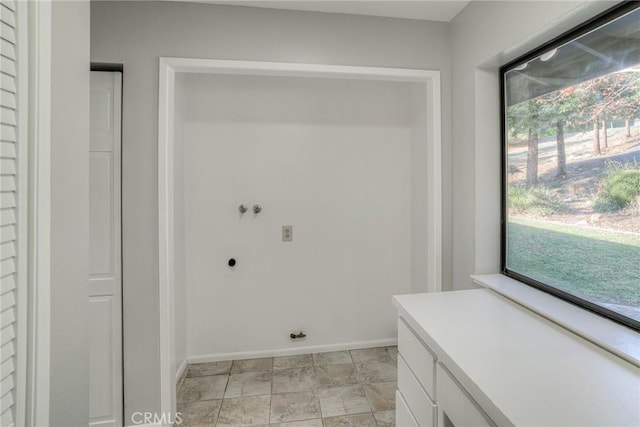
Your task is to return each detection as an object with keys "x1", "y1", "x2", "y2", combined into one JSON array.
[{"x1": 471, "y1": 273, "x2": 640, "y2": 367}]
